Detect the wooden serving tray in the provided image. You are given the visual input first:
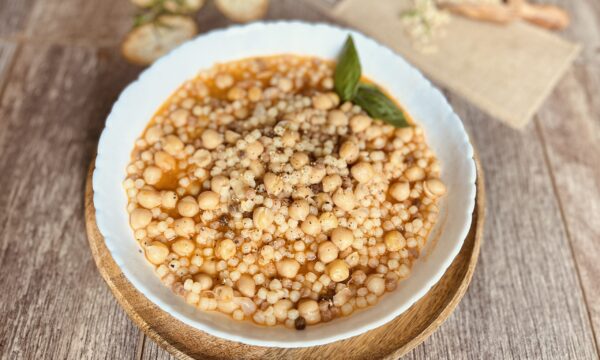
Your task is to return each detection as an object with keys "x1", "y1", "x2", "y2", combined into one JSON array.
[{"x1": 85, "y1": 158, "x2": 485, "y2": 360}]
